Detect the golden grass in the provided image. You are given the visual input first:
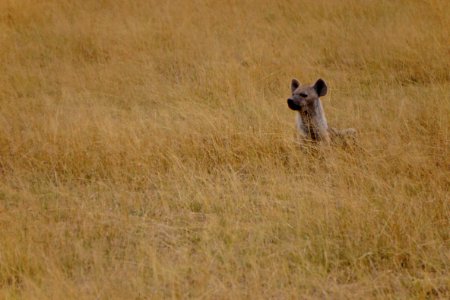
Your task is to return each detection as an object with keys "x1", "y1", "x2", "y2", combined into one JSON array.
[{"x1": 0, "y1": 0, "x2": 449, "y2": 298}]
